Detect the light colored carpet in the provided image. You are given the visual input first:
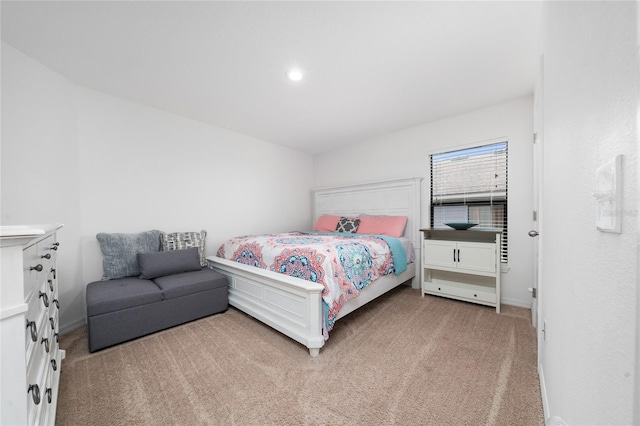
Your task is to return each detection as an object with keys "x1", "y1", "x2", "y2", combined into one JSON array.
[{"x1": 56, "y1": 286, "x2": 544, "y2": 425}]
